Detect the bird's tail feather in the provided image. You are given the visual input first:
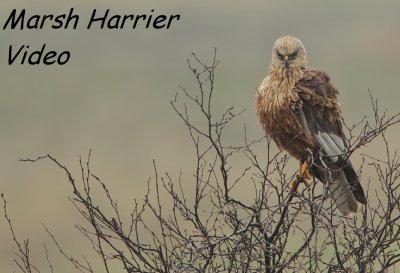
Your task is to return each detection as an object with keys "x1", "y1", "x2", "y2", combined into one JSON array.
[{"x1": 330, "y1": 171, "x2": 358, "y2": 216}]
